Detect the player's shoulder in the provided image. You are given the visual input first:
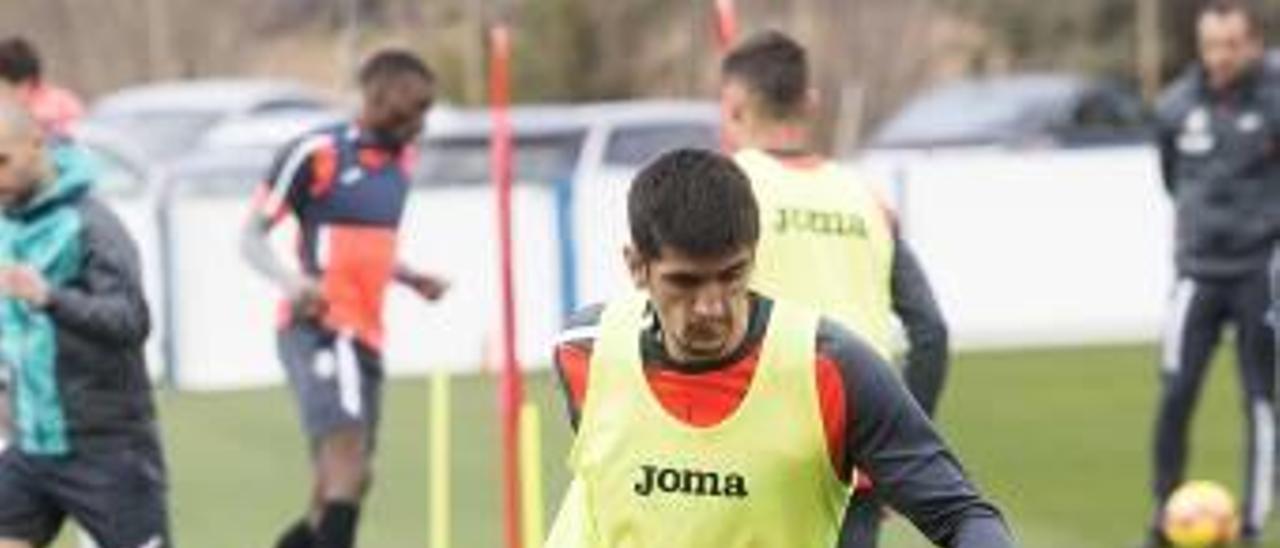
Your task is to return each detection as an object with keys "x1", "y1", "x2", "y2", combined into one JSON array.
[
  {"x1": 272, "y1": 123, "x2": 345, "y2": 167},
  {"x1": 730, "y1": 147, "x2": 766, "y2": 166},
  {"x1": 823, "y1": 156, "x2": 869, "y2": 179},
  {"x1": 1156, "y1": 67, "x2": 1202, "y2": 123},
  {"x1": 553, "y1": 303, "x2": 606, "y2": 416},
  {"x1": 1254, "y1": 59, "x2": 1280, "y2": 115},
  {"x1": 76, "y1": 195, "x2": 126, "y2": 232},
  {"x1": 814, "y1": 316, "x2": 894, "y2": 381},
  {"x1": 828, "y1": 160, "x2": 892, "y2": 210},
  {"x1": 72, "y1": 196, "x2": 143, "y2": 270},
  {"x1": 44, "y1": 84, "x2": 84, "y2": 109},
  {"x1": 812, "y1": 316, "x2": 919, "y2": 423},
  {"x1": 556, "y1": 303, "x2": 606, "y2": 350}
]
